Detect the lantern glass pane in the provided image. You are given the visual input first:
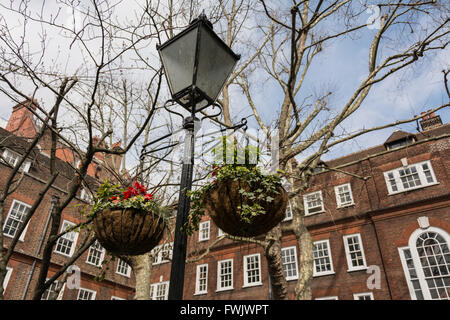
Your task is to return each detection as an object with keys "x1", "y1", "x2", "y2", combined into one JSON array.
[
  {"x1": 196, "y1": 25, "x2": 239, "y2": 101},
  {"x1": 159, "y1": 28, "x2": 197, "y2": 96}
]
